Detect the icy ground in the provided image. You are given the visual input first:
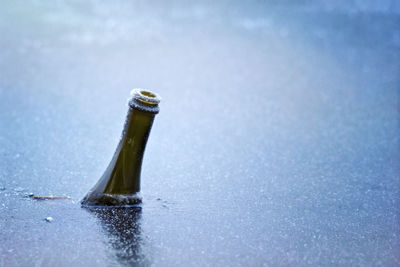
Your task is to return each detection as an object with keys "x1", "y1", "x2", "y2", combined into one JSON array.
[{"x1": 0, "y1": 1, "x2": 399, "y2": 266}]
